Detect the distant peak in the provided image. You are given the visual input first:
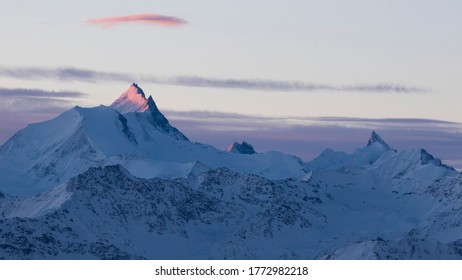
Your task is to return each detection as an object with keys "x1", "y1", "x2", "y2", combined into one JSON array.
[
  {"x1": 420, "y1": 149, "x2": 435, "y2": 164},
  {"x1": 226, "y1": 141, "x2": 256, "y2": 154},
  {"x1": 367, "y1": 131, "x2": 392, "y2": 150},
  {"x1": 110, "y1": 83, "x2": 149, "y2": 114},
  {"x1": 419, "y1": 149, "x2": 455, "y2": 170}
]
